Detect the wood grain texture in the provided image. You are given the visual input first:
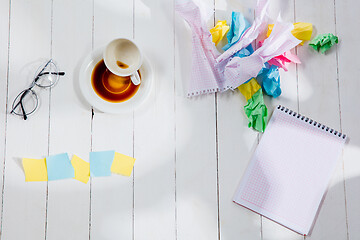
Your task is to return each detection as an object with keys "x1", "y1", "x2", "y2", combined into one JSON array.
[
  {"x1": 0, "y1": 0, "x2": 359, "y2": 239},
  {"x1": 260, "y1": 1, "x2": 304, "y2": 240},
  {"x1": 336, "y1": 0, "x2": 360, "y2": 240},
  {"x1": 295, "y1": 1, "x2": 347, "y2": 240},
  {"x1": 1, "y1": 0, "x2": 51, "y2": 239},
  {"x1": 133, "y1": 0, "x2": 176, "y2": 239},
  {"x1": 174, "y1": 0, "x2": 219, "y2": 239},
  {"x1": 90, "y1": 0, "x2": 134, "y2": 239},
  {"x1": 0, "y1": 0, "x2": 9, "y2": 236},
  {"x1": 46, "y1": 0, "x2": 92, "y2": 239},
  {"x1": 215, "y1": 1, "x2": 262, "y2": 240}
]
